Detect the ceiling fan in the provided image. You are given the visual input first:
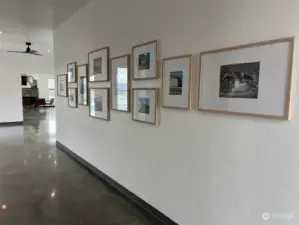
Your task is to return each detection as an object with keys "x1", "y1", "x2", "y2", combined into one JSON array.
[{"x1": 7, "y1": 42, "x2": 42, "y2": 56}]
